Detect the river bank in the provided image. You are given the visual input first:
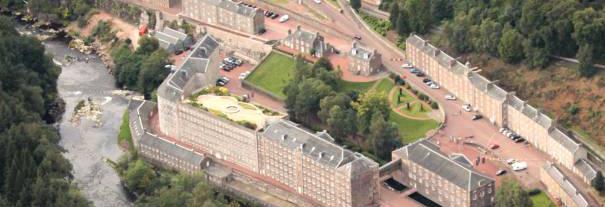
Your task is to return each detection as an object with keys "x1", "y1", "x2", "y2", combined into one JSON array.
[{"x1": 12, "y1": 19, "x2": 134, "y2": 206}]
